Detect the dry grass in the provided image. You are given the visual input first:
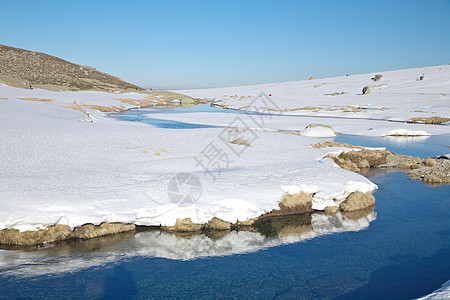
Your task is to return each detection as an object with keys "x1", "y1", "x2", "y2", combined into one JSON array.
[
  {"x1": 314, "y1": 82, "x2": 327, "y2": 88},
  {"x1": 84, "y1": 104, "x2": 126, "y2": 112},
  {"x1": 311, "y1": 141, "x2": 364, "y2": 149},
  {"x1": 283, "y1": 130, "x2": 302, "y2": 136},
  {"x1": 286, "y1": 105, "x2": 363, "y2": 113},
  {"x1": 18, "y1": 97, "x2": 55, "y2": 102},
  {"x1": 325, "y1": 92, "x2": 348, "y2": 96},
  {"x1": 64, "y1": 102, "x2": 91, "y2": 119},
  {"x1": 407, "y1": 116, "x2": 450, "y2": 124},
  {"x1": 115, "y1": 97, "x2": 157, "y2": 107},
  {"x1": 306, "y1": 123, "x2": 335, "y2": 132}
]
